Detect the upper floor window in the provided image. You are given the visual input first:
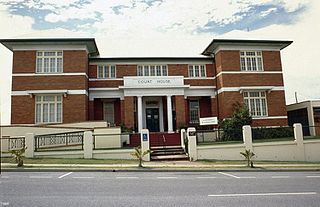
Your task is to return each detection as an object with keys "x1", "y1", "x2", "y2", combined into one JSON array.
[
  {"x1": 35, "y1": 95, "x2": 62, "y2": 123},
  {"x1": 240, "y1": 51, "x2": 263, "y2": 71},
  {"x1": 137, "y1": 65, "x2": 168, "y2": 76},
  {"x1": 243, "y1": 91, "x2": 267, "y2": 117},
  {"x1": 97, "y1": 65, "x2": 116, "y2": 78},
  {"x1": 36, "y1": 51, "x2": 63, "y2": 73},
  {"x1": 188, "y1": 65, "x2": 206, "y2": 77}
]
